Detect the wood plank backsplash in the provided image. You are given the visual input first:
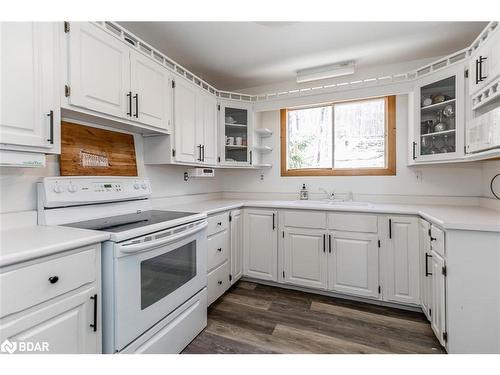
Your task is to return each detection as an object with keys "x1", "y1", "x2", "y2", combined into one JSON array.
[{"x1": 60, "y1": 121, "x2": 138, "y2": 176}]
